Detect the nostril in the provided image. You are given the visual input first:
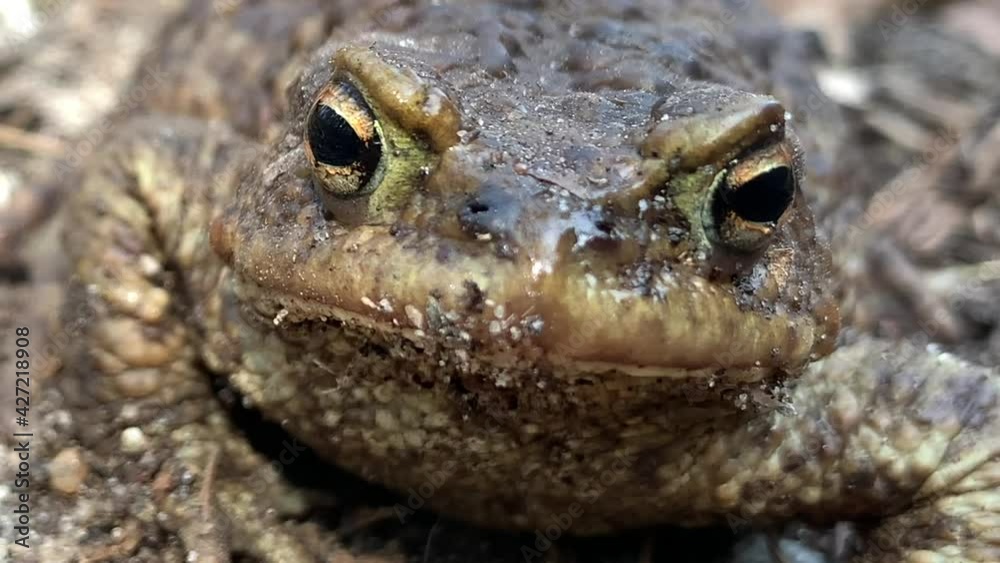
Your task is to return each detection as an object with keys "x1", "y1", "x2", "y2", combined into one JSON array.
[
  {"x1": 595, "y1": 219, "x2": 615, "y2": 235},
  {"x1": 457, "y1": 186, "x2": 521, "y2": 245},
  {"x1": 465, "y1": 200, "x2": 490, "y2": 215},
  {"x1": 459, "y1": 197, "x2": 498, "y2": 237}
]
